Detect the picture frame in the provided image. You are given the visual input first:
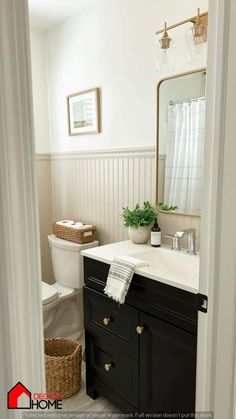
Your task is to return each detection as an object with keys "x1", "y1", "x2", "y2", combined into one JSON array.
[{"x1": 67, "y1": 87, "x2": 100, "y2": 136}]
